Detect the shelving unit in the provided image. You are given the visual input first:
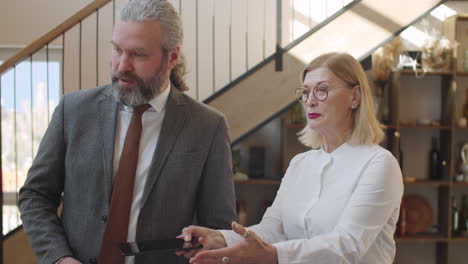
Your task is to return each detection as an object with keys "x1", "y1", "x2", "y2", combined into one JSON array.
[{"x1": 387, "y1": 69, "x2": 468, "y2": 264}]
